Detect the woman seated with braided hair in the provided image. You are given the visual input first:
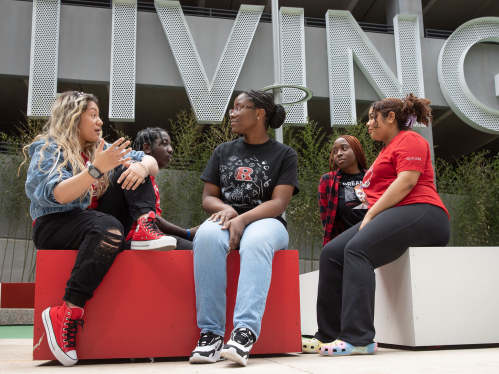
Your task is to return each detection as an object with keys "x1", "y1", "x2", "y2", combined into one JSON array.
[
  {"x1": 128, "y1": 127, "x2": 199, "y2": 250},
  {"x1": 308, "y1": 94, "x2": 449, "y2": 357},
  {"x1": 189, "y1": 90, "x2": 299, "y2": 367},
  {"x1": 319, "y1": 135, "x2": 369, "y2": 246}
]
